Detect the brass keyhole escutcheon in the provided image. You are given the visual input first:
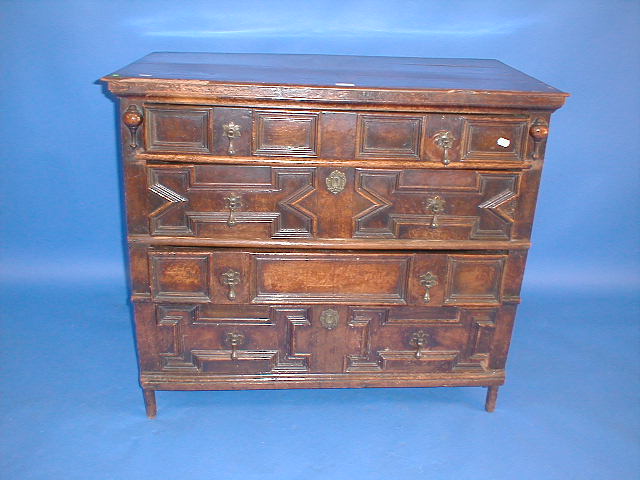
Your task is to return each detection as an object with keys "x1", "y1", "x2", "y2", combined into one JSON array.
[
  {"x1": 326, "y1": 170, "x2": 347, "y2": 195},
  {"x1": 319, "y1": 309, "x2": 339, "y2": 330}
]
